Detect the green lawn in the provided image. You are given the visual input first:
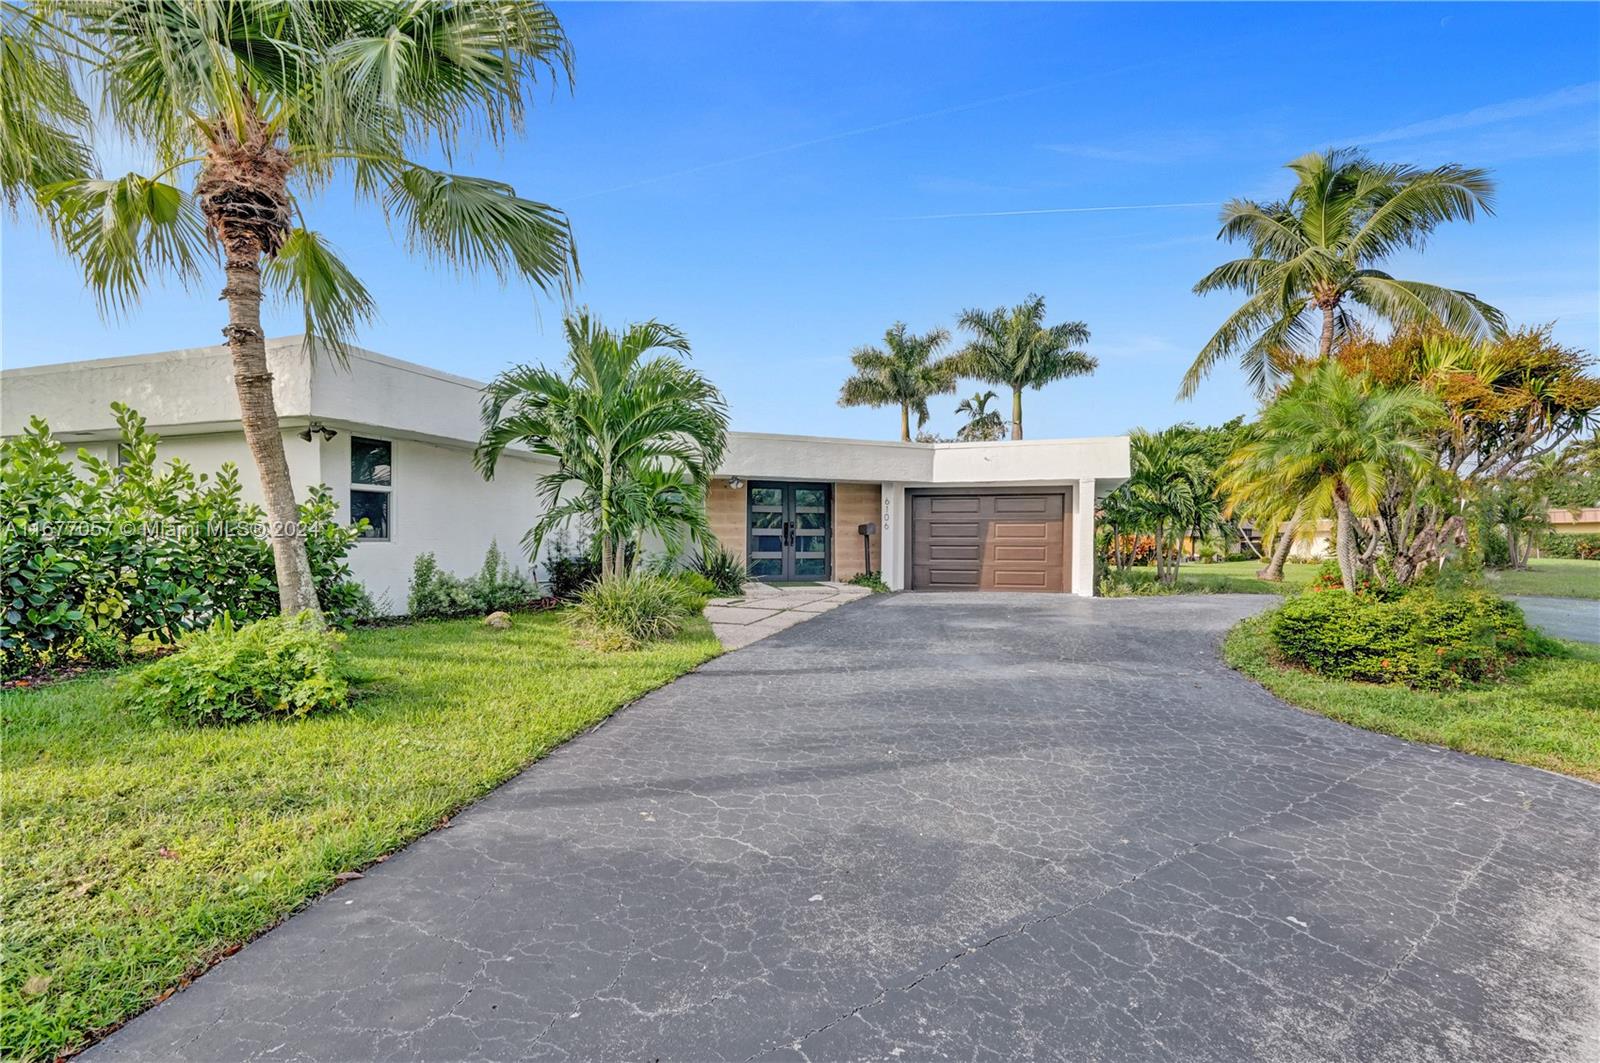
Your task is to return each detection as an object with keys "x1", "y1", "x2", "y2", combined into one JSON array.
[
  {"x1": 1108, "y1": 559, "x2": 1322, "y2": 595},
  {"x1": 1483, "y1": 557, "x2": 1600, "y2": 600},
  {"x1": 0, "y1": 612, "x2": 720, "y2": 1062},
  {"x1": 1225, "y1": 612, "x2": 1600, "y2": 782}
]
